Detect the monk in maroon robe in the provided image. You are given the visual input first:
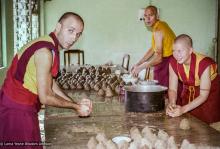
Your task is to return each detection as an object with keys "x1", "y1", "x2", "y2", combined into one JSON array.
[
  {"x1": 0, "y1": 12, "x2": 92, "y2": 148},
  {"x1": 166, "y1": 34, "x2": 220, "y2": 124}
]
